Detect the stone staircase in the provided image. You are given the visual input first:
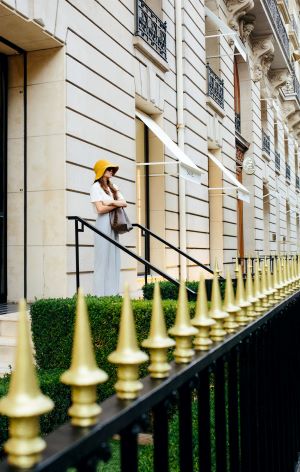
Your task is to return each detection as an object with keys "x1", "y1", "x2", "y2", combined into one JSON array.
[{"x1": 0, "y1": 313, "x2": 18, "y2": 376}]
